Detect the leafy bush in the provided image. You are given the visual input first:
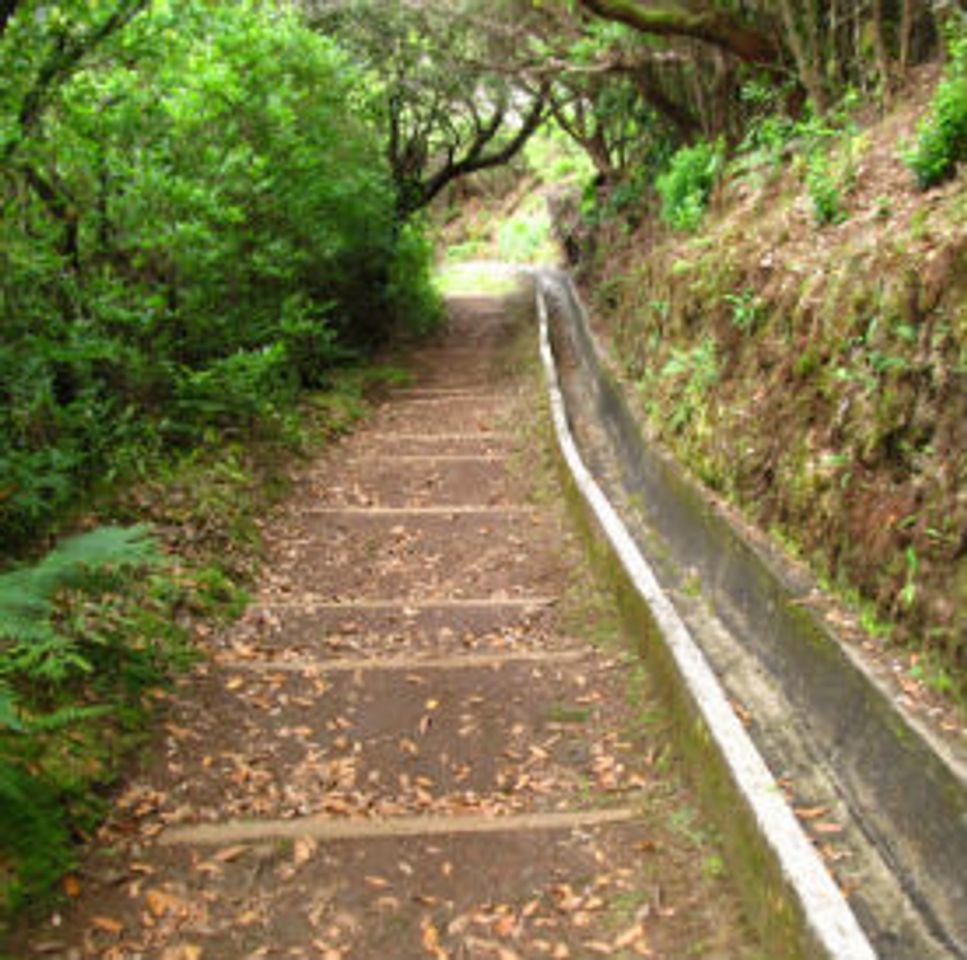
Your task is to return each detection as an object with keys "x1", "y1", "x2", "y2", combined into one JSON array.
[
  {"x1": 0, "y1": 0, "x2": 440, "y2": 555},
  {"x1": 172, "y1": 345, "x2": 297, "y2": 437},
  {"x1": 385, "y1": 222, "x2": 444, "y2": 338},
  {"x1": 497, "y1": 201, "x2": 555, "y2": 263},
  {"x1": 905, "y1": 27, "x2": 967, "y2": 188},
  {"x1": 660, "y1": 337, "x2": 719, "y2": 430},
  {"x1": 656, "y1": 140, "x2": 723, "y2": 232}
]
